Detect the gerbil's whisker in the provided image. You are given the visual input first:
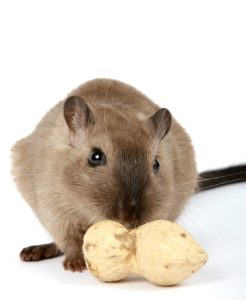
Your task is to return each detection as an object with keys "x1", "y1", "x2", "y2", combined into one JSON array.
[
  {"x1": 198, "y1": 170, "x2": 246, "y2": 181},
  {"x1": 167, "y1": 170, "x2": 246, "y2": 189},
  {"x1": 198, "y1": 178, "x2": 245, "y2": 190}
]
